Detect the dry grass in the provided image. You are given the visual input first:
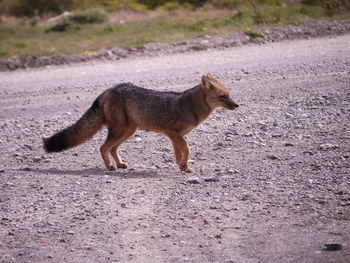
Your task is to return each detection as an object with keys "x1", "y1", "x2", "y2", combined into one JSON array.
[{"x1": 0, "y1": 5, "x2": 349, "y2": 59}]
